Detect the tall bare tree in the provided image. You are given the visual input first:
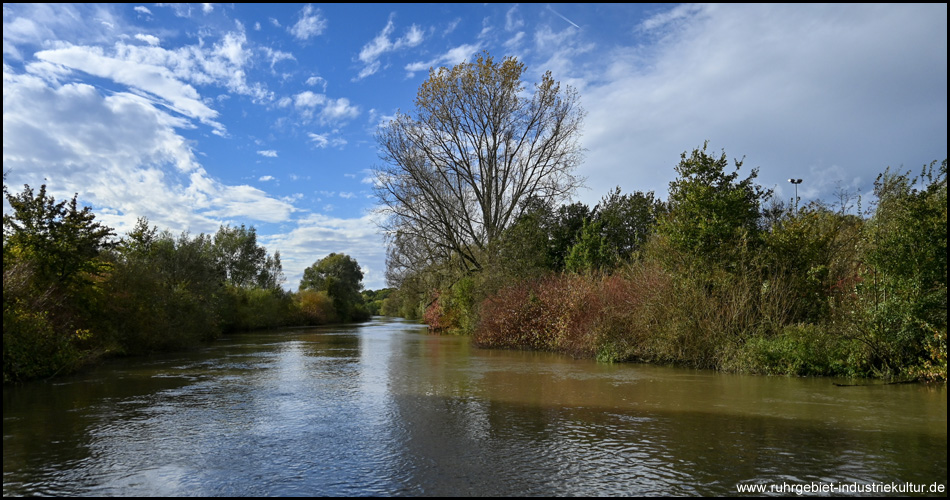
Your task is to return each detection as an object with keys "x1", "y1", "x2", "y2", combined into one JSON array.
[{"x1": 374, "y1": 51, "x2": 585, "y2": 280}]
